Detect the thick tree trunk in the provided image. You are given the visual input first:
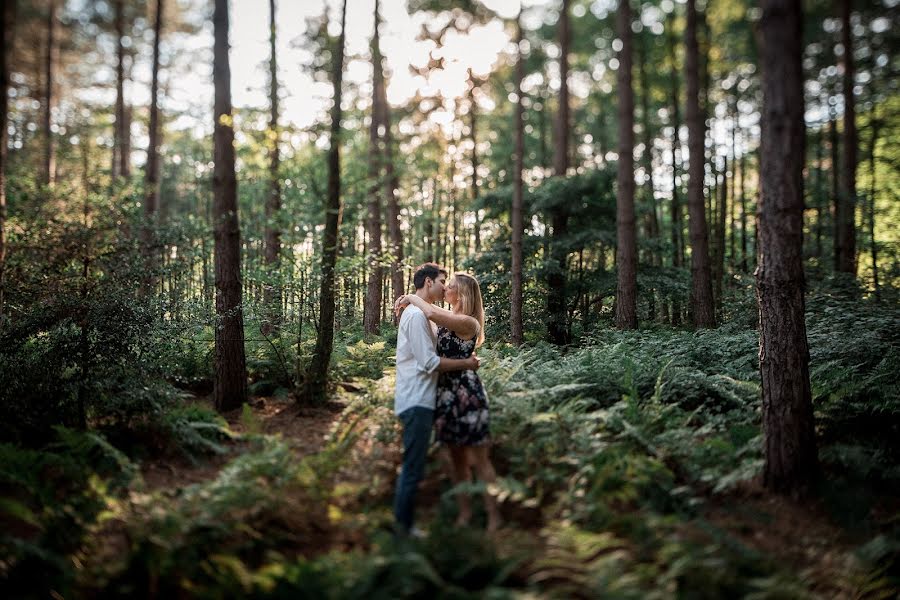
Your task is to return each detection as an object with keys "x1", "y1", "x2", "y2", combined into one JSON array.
[
  {"x1": 303, "y1": 0, "x2": 347, "y2": 403},
  {"x1": 547, "y1": 0, "x2": 571, "y2": 345},
  {"x1": 510, "y1": 12, "x2": 525, "y2": 345},
  {"x1": 364, "y1": 0, "x2": 384, "y2": 336},
  {"x1": 757, "y1": 0, "x2": 818, "y2": 495},
  {"x1": 43, "y1": 0, "x2": 57, "y2": 188},
  {"x1": 263, "y1": 0, "x2": 281, "y2": 333},
  {"x1": 0, "y1": 0, "x2": 14, "y2": 320},
  {"x1": 212, "y1": 0, "x2": 248, "y2": 412},
  {"x1": 615, "y1": 0, "x2": 637, "y2": 330},
  {"x1": 685, "y1": 0, "x2": 716, "y2": 328},
  {"x1": 146, "y1": 0, "x2": 163, "y2": 218},
  {"x1": 836, "y1": 0, "x2": 857, "y2": 275}
]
